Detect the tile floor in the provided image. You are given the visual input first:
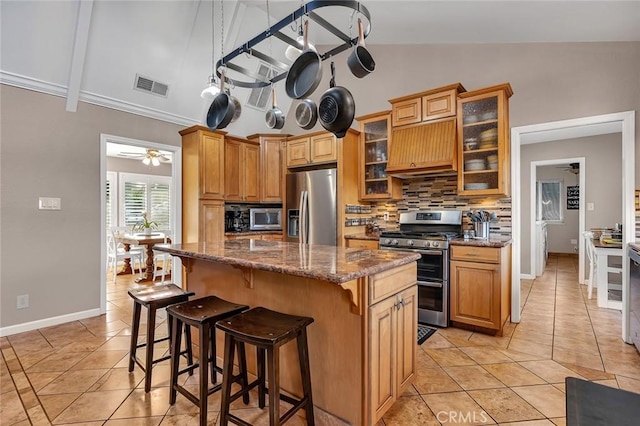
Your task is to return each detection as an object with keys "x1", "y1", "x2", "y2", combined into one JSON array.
[{"x1": 2, "y1": 253, "x2": 640, "y2": 425}]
